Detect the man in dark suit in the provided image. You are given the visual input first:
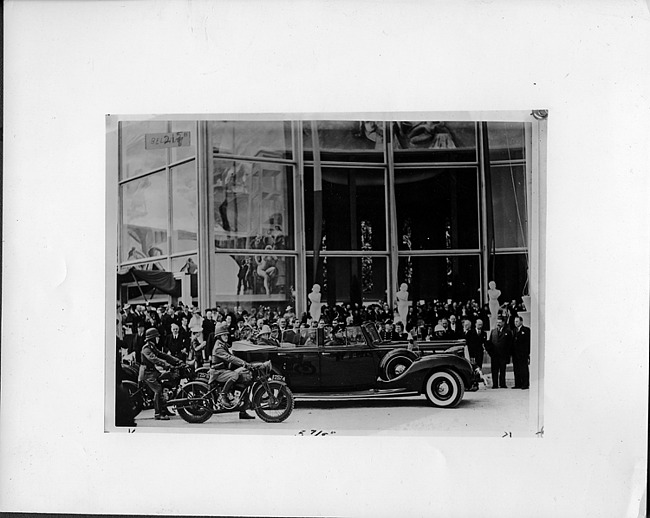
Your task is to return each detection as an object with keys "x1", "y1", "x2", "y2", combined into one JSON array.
[
  {"x1": 512, "y1": 316, "x2": 531, "y2": 389},
  {"x1": 179, "y1": 316, "x2": 191, "y2": 341},
  {"x1": 164, "y1": 323, "x2": 189, "y2": 361},
  {"x1": 379, "y1": 321, "x2": 396, "y2": 341},
  {"x1": 129, "y1": 322, "x2": 147, "y2": 359},
  {"x1": 202, "y1": 310, "x2": 216, "y2": 344},
  {"x1": 464, "y1": 318, "x2": 487, "y2": 369},
  {"x1": 281, "y1": 319, "x2": 302, "y2": 345},
  {"x1": 448, "y1": 315, "x2": 461, "y2": 338},
  {"x1": 486, "y1": 315, "x2": 513, "y2": 388}
]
